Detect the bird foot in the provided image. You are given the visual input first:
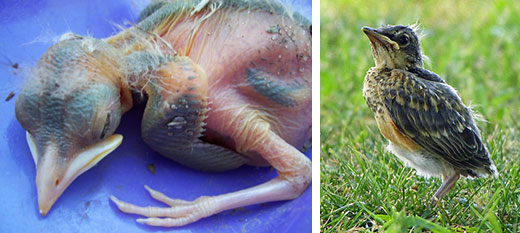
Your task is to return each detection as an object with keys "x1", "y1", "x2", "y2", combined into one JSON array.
[
  {"x1": 430, "y1": 196, "x2": 439, "y2": 206},
  {"x1": 110, "y1": 185, "x2": 214, "y2": 227},
  {"x1": 430, "y1": 173, "x2": 460, "y2": 207}
]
